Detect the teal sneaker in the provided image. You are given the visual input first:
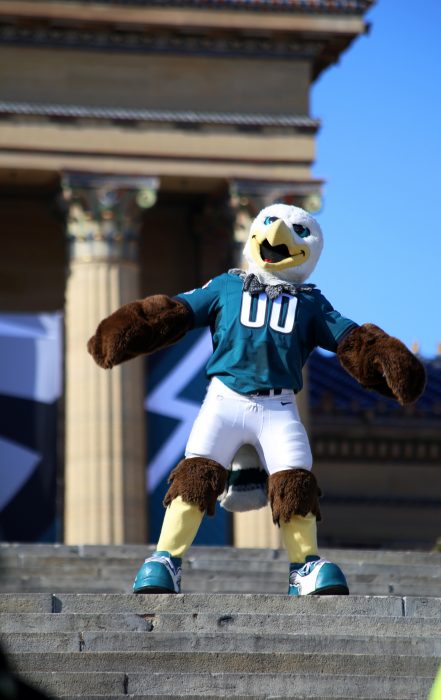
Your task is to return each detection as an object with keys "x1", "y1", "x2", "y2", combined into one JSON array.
[
  {"x1": 288, "y1": 555, "x2": 349, "y2": 596},
  {"x1": 133, "y1": 551, "x2": 182, "y2": 594}
]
